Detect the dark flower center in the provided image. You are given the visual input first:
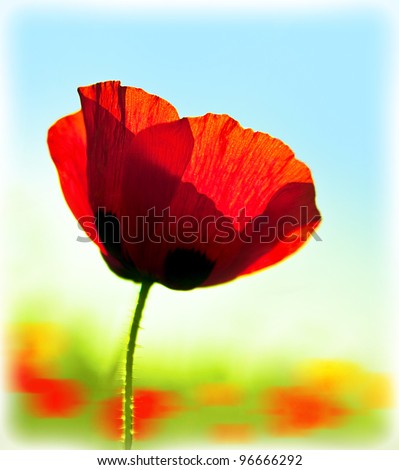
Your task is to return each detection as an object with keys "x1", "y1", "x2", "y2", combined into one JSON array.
[
  {"x1": 95, "y1": 208, "x2": 143, "y2": 283},
  {"x1": 95, "y1": 208, "x2": 122, "y2": 257},
  {"x1": 164, "y1": 248, "x2": 215, "y2": 290}
]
